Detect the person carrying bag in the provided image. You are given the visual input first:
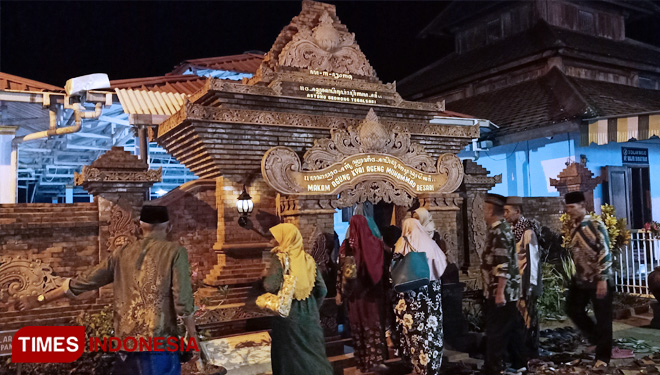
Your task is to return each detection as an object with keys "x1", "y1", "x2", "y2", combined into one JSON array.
[
  {"x1": 391, "y1": 218, "x2": 447, "y2": 375},
  {"x1": 391, "y1": 236, "x2": 431, "y2": 292}
]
